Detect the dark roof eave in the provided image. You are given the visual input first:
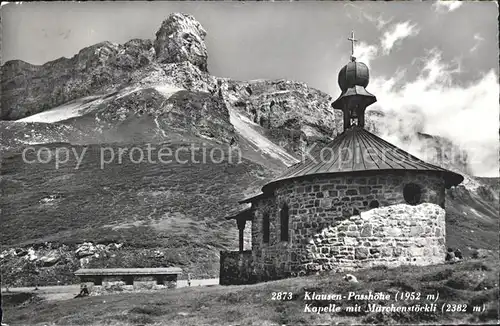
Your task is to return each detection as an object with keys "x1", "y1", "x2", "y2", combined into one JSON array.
[
  {"x1": 332, "y1": 86, "x2": 377, "y2": 109},
  {"x1": 261, "y1": 169, "x2": 464, "y2": 193},
  {"x1": 444, "y1": 171, "x2": 465, "y2": 188},
  {"x1": 224, "y1": 207, "x2": 253, "y2": 221},
  {"x1": 238, "y1": 192, "x2": 271, "y2": 204}
]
